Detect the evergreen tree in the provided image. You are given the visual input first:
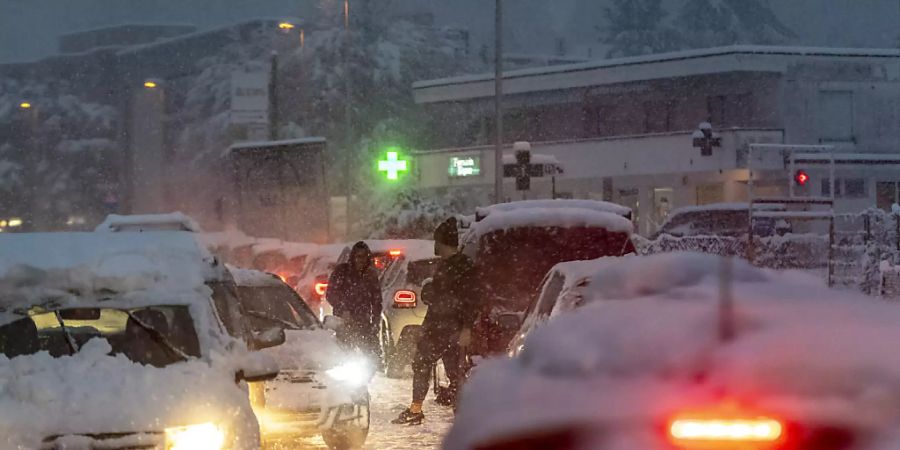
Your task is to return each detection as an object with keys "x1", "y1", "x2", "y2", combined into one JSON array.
[
  {"x1": 678, "y1": 0, "x2": 795, "y2": 48},
  {"x1": 599, "y1": 0, "x2": 682, "y2": 58}
]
